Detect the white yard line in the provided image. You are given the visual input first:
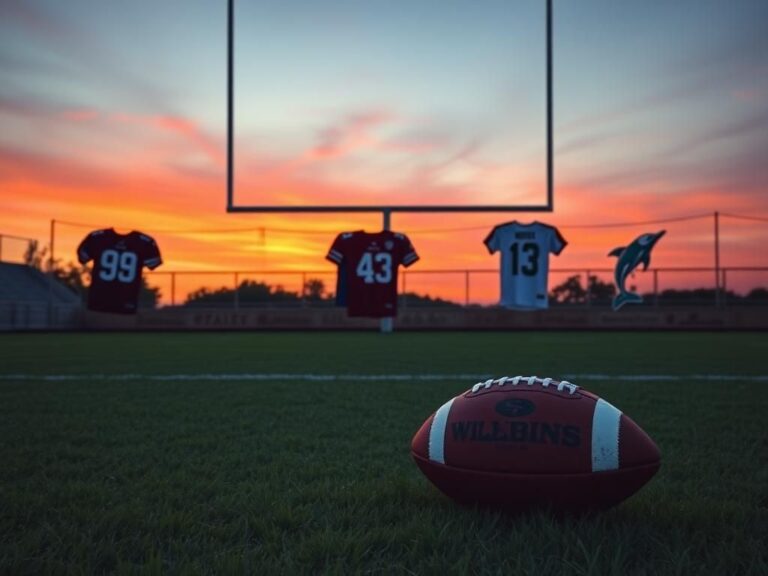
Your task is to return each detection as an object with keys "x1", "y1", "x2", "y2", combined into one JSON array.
[{"x1": 1, "y1": 373, "x2": 767, "y2": 382}]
